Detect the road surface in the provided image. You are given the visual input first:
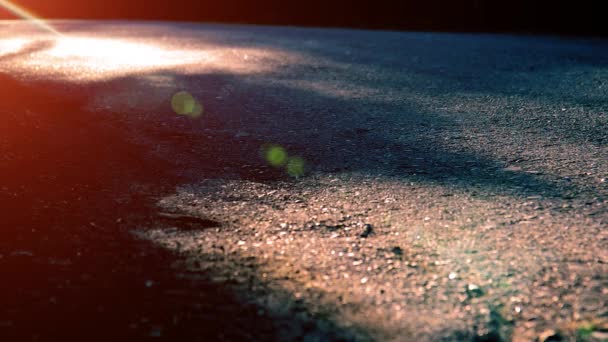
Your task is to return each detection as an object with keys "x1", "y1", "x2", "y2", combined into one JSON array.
[{"x1": 0, "y1": 20, "x2": 607, "y2": 341}]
